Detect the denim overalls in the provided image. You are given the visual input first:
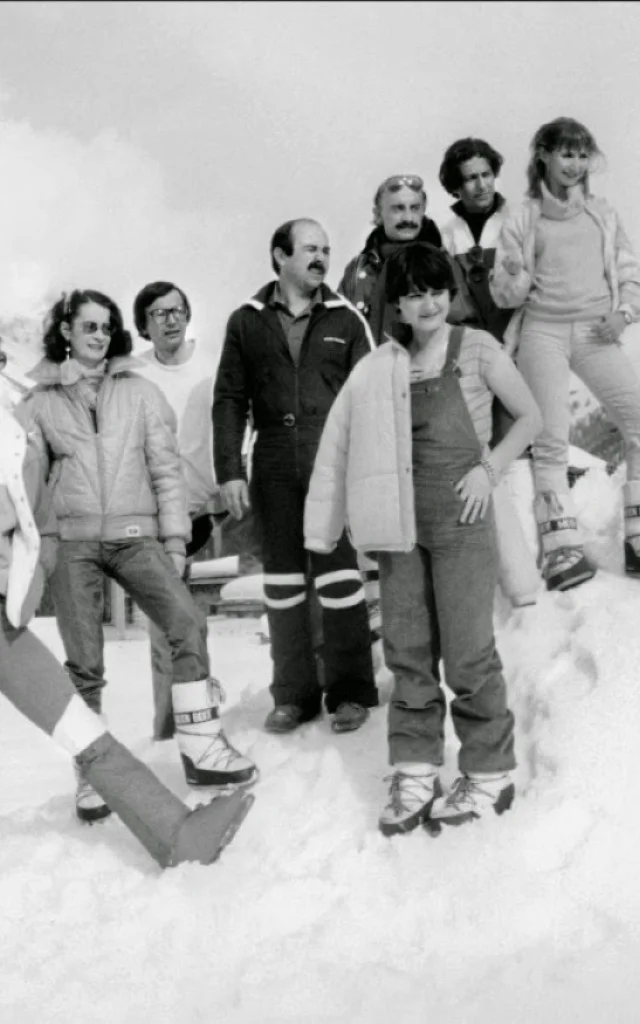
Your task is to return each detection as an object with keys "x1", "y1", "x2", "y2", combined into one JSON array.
[{"x1": 377, "y1": 327, "x2": 516, "y2": 772}]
